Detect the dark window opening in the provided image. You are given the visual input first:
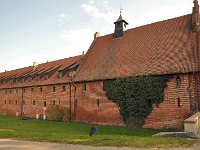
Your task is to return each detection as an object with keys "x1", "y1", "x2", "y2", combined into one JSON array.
[
  {"x1": 83, "y1": 83, "x2": 87, "y2": 92},
  {"x1": 16, "y1": 101, "x2": 18, "y2": 105},
  {"x1": 178, "y1": 98, "x2": 181, "y2": 108},
  {"x1": 176, "y1": 76, "x2": 181, "y2": 88},
  {"x1": 97, "y1": 99, "x2": 100, "y2": 107},
  {"x1": 44, "y1": 102, "x2": 46, "y2": 107},
  {"x1": 23, "y1": 89, "x2": 26, "y2": 92},
  {"x1": 59, "y1": 100, "x2": 61, "y2": 105},
  {"x1": 31, "y1": 88, "x2": 34, "y2": 92},
  {"x1": 33, "y1": 100, "x2": 35, "y2": 105},
  {"x1": 53, "y1": 100, "x2": 56, "y2": 106},
  {"x1": 53, "y1": 86, "x2": 56, "y2": 92},
  {"x1": 40, "y1": 87, "x2": 43, "y2": 92},
  {"x1": 10, "y1": 89, "x2": 12, "y2": 94},
  {"x1": 63, "y1": 86, "x2": 66, "y2": 91},
  {"x1": 5, "y1": 100, "x2": 6, "y2": 104}
]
